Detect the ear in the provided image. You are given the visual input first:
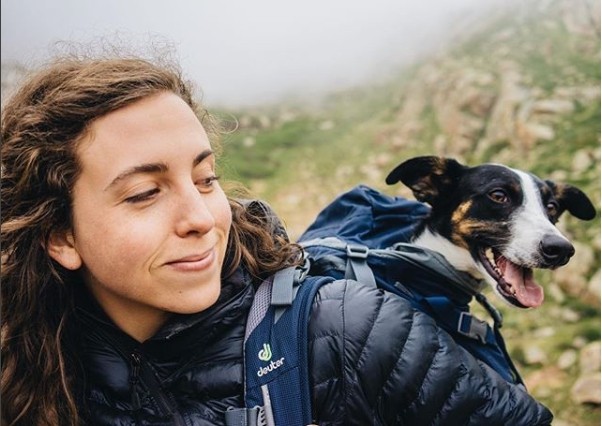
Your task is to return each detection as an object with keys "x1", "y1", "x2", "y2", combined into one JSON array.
[
  {"x1": 385, "y1": 156, "x2": 467, "y2": 205},
  {"x1": 545, "y1": 180, "x2": 596, "y2": 220},
  {"x1": 46, "y1": 230, "x2": 83, "y2": 270}
]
